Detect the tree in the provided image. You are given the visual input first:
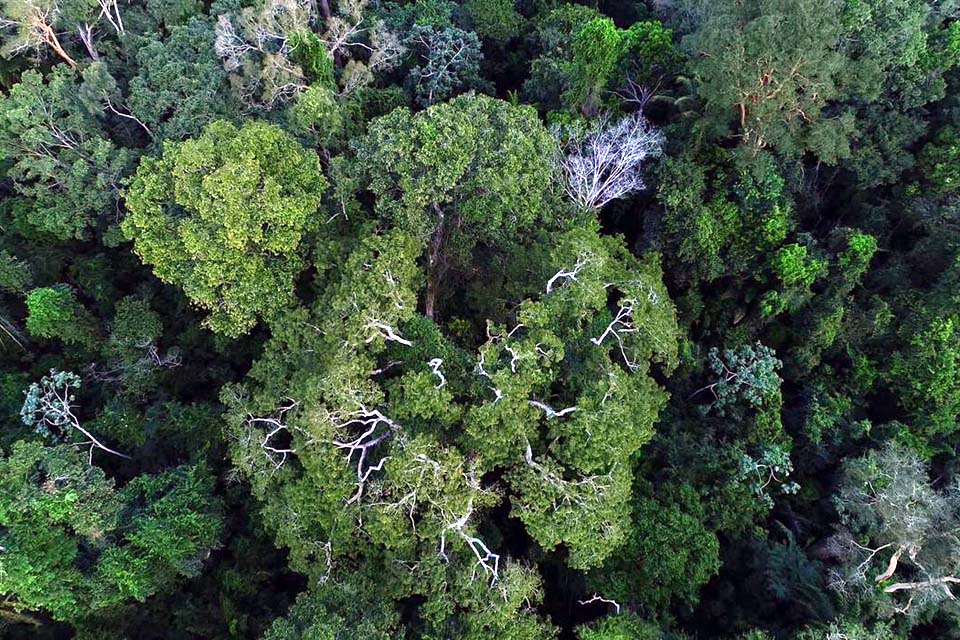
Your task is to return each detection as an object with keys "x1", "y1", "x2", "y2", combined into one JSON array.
[
  {"x1": 0, "y1": 0, "x2": 85, "y2": 67},
  {"x1": 917, "y1": 125, "x2": 960, "y2": 197},
  {"x1": 263, "y1": 577, "x2": 399, "y2": 639},
  {"x1": 463, "y1": 0, "x2": 522, "y2": 42},
  {"x1": 405, "y1": 25, "x2": 487, "y2": 106},
  {"x1": 554, "y1": 112, "x2": 664, "y2": 211},
  {"x1": 127, "y1": 16, "x2": 236, "y2": 141},
  {"x1": 795, "y1": 620, "x2": 896, "y2": 640},
  {"x1": 24, "y1": 286, "x2": 96, "y2": 346},
  {"x1": 213, "y1": 0, "x2": 314, "y2": 110},
  {"x1": 694, "y1": 342, "x2": 782, "y2": 418},
  {"x1": 21, "y1": 369, "x2": 129, "y2": 461},
  {"x1": 91, "y1": 296, "x2": 180, "y2": 396},
  {"x1": 878, "y1": 256, "x2": 960, "y2": 456},
  {"x1": 828, "y1": 443, "x2": 960, "y2": 617},
  {"x1": 0, "y1": 441, "x2": 223, "y2": 622},
  {"x1": 214, "y1": 0, "x2": 403, "y2": 106},
  {"x1": 576, "y1": 613, "x2": 662, "y2": 639},
  {"x1": 657, "y1": 150, "x2": 794, "y2": 284},
  {"x1": 0, "y1": 441, "x2": 121, "y2": 623},
  {"x1": 524, "y1": 8, "x2": 676, "y2": 115},
  {"x1": 122, "y1": 120, "x2": 327, "y2": 336},
  {"x1": 680, "y1": 0, "x2": 855, "y2": 159},
  {"x1": 0, "y1": 66, "x2": 134, "y2": 240},
  {"x1": 25, "y1": 287, "x2": 74, "y2": 339},
  {"x1": 90, "y1": 464, "x2": 223, "y2": 609},
  {"x1": 223, "y1": 219, "x2": 679, "y2": 631},
  {"x1": 336, "y1": 94, "x2": 559, "y2": 319},
  {"x1": 0, "y1": 250, "x2": 32, "y2": 294},
  {"x1": 586, "y1": 482, "x2": 720, "y2": 612}
]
